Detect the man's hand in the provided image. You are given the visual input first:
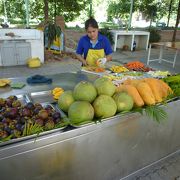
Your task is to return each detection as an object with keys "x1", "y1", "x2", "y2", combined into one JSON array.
[{"x1": 96, "y1": 58, "x2": 107, "y2": 66}]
